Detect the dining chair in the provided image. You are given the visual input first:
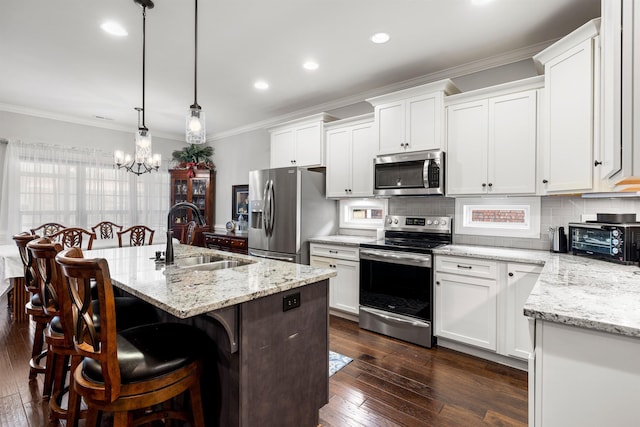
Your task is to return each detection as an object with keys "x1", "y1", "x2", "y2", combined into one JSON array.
[
  {"x1": 48, "y1": 227, "x2": 96, "y2": 250},
  {"x1": 56, "y1": 247, "x2": 208, "y2": 427},
  {"x1": 12, "y1": 232, "x2": 50, "y2": 387},
  {"x1": 182, "y1": 220, "x2": 197, "y2": 245},
  {"x1": 91, "y1": 221, "x2": 123, "y2": 239},
  {"x1": 29, "y1": 237, "x2": 160, "y2": 426},
  {"x1": 117, "y1": 225, "x2": 155, "y2": 247},
  {"x1": 30, "y1": 222, "x2": 65, "y2": 237}
]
